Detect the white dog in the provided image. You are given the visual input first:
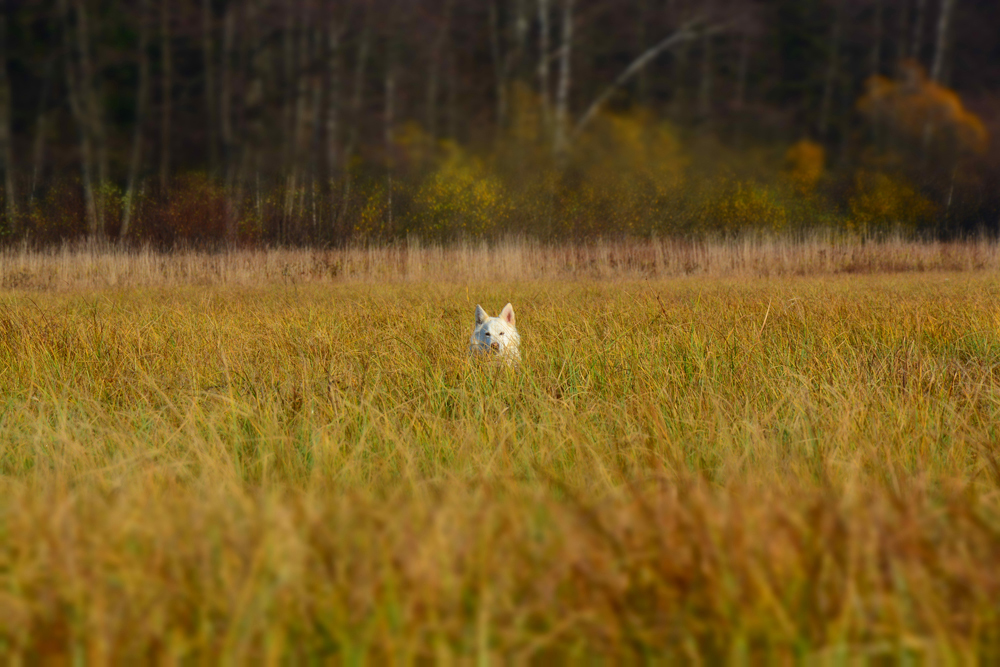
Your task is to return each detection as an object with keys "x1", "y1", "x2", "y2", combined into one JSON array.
[{"x1": 469, "y1": 303, "x2": 521, "y2": 364}]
